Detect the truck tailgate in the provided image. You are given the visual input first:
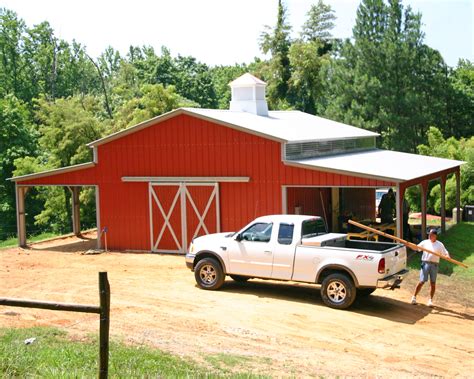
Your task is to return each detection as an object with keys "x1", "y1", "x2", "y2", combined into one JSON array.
[{"x1": 384, "y1": 245, "x2": 407, "y2": 275}]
